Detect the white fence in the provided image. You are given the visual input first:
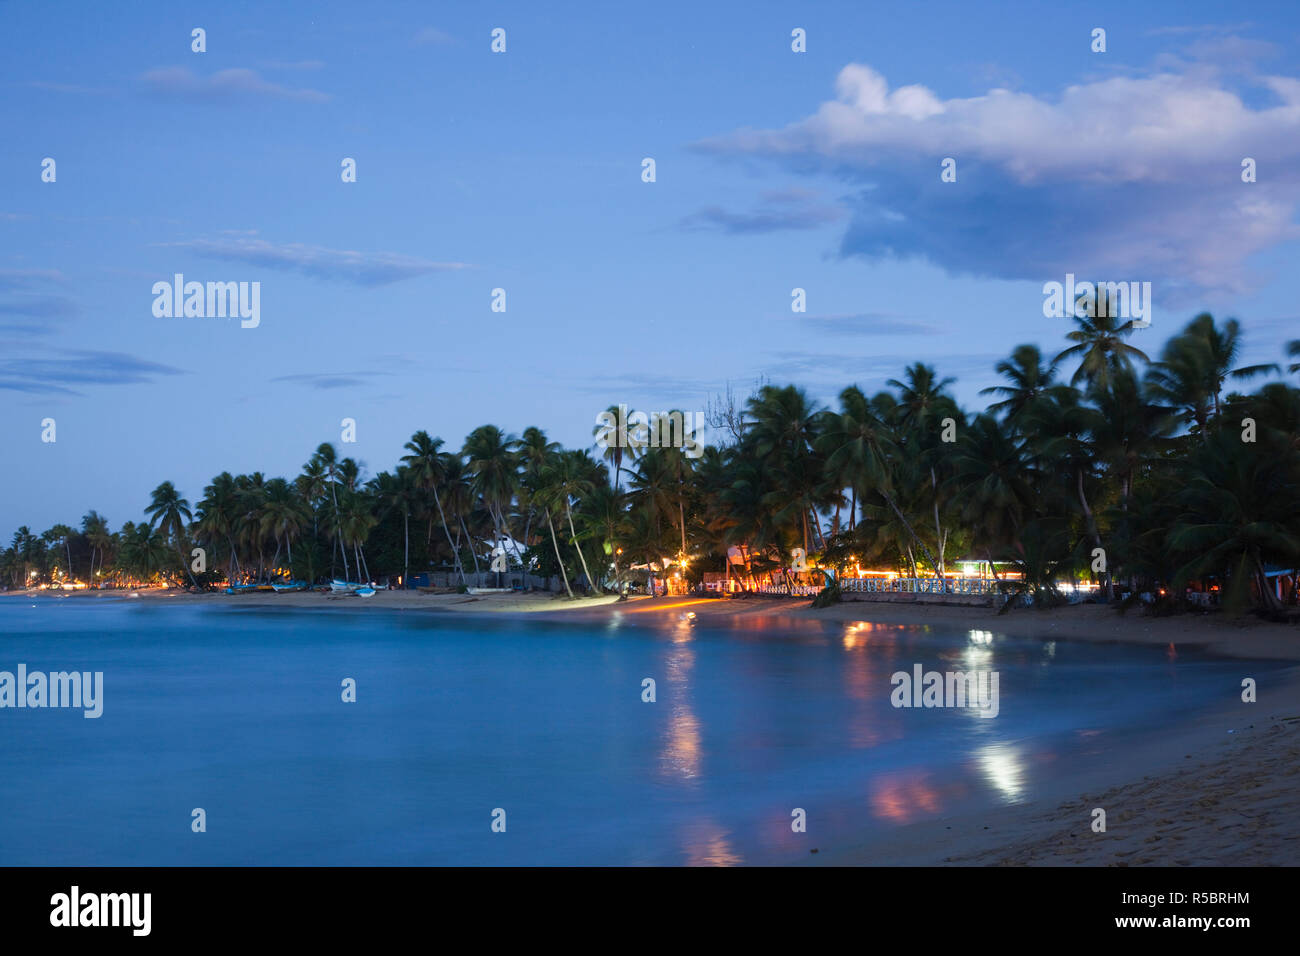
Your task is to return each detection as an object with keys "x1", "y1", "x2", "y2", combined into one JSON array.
[
  {"x1": 840, "y1": 576, "x2": 1001, "y2": 596},
  {"x1": 757, "y1": 577, "x2": 999, "y2": 597},
  {"x1": 756, "y1": 584, "x2": 823, "y2": 596}
]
